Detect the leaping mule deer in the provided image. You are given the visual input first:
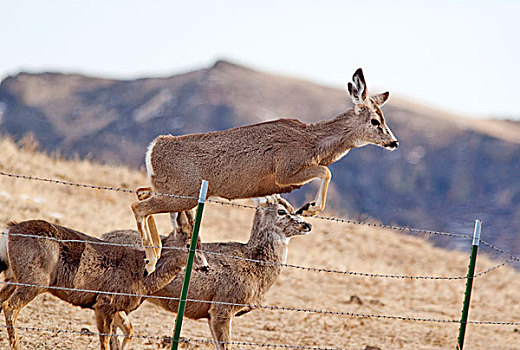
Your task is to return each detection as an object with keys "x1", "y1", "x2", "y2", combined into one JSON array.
[
  {"x1": 105, "y1": 196, "x2": 312, "y2": 350},
  {"x1": 0, "y1": 213, "x2": 208, "y2": 350},
  {"x1": 133, "y1": 68, "x2": 398, "y2": 274}
]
